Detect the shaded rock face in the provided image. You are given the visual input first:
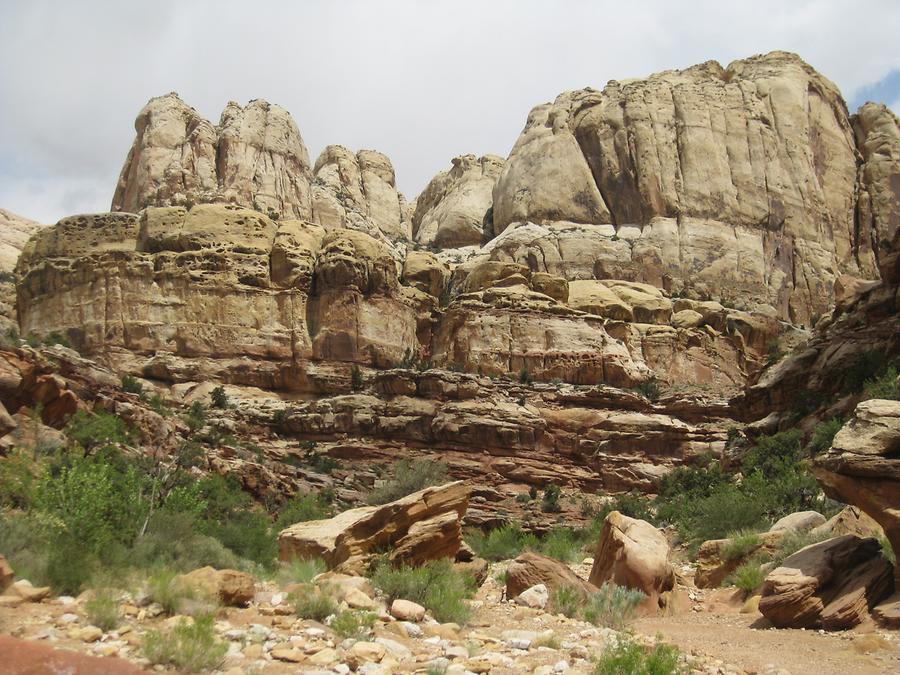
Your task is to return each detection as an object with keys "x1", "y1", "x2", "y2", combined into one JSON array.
[
  {"x1": 493, "y1": 52, "x2": 898, "y2": 326},
  {"x1": 813, "y1": 399, "x2": 900, "y2": 576},
  {"x1": 759, "y1": 535, "x2": 894, "y2": 630},
  {"x1": 112, "y1": 94, "x2": 313, "y2": 220},
  {"x1": 277, "y1": 481, "x2": 469, "y2": 572},
  {"x1": 413, "y1": 154, "x2": 503, "y2": 248}
]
